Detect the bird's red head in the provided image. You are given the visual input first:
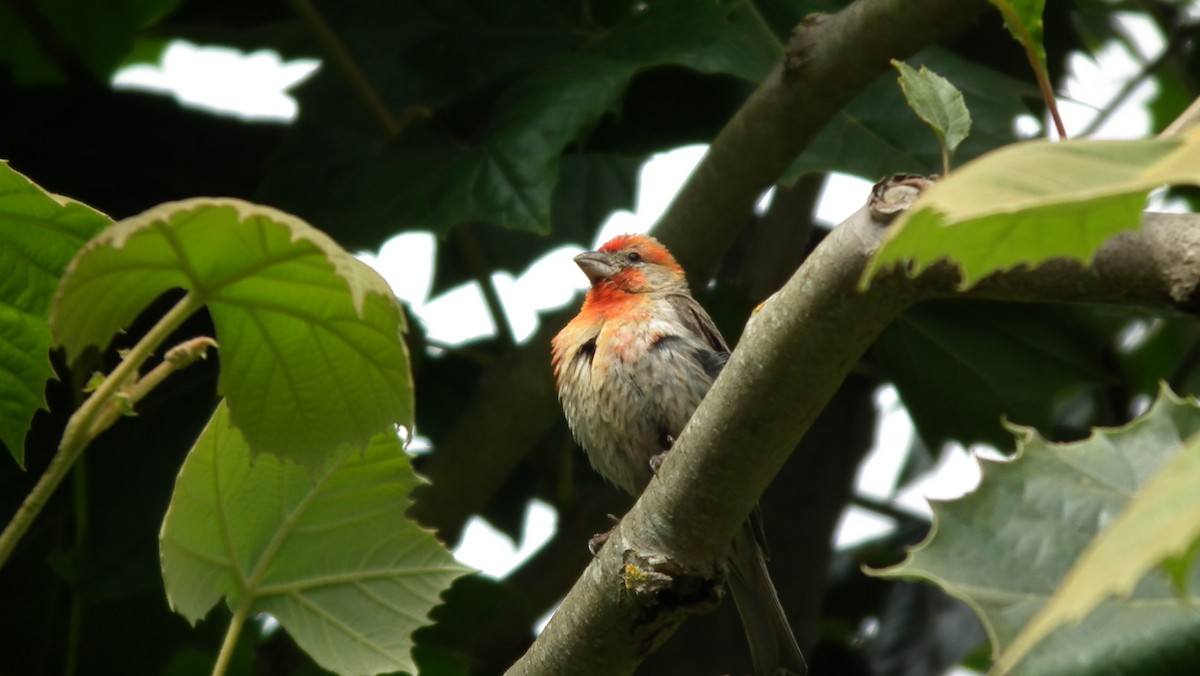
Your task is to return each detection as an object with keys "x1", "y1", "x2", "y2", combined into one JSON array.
[
  {"x1": 597, "y1": 234, "x2": 681, "y2": 270},
  {"x1": 574, "y1": 234, "x2": 686, "y2": 298}
]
